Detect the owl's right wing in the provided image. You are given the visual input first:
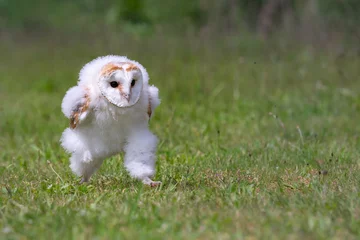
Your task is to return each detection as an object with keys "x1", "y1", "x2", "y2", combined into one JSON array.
[
  {"x1": 61, "y1": 86, "x2": 91, "y2": 129},
  {"x1": 147, "y1": 85, "x2": 160, "y2": 118}
]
